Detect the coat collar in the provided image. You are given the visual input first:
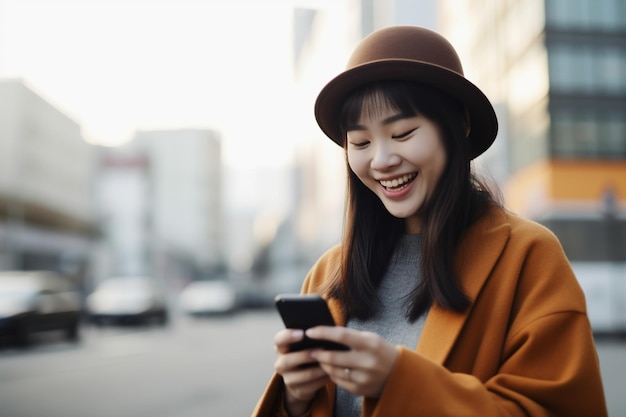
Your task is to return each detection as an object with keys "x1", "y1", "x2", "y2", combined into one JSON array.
[
  {"x1": 315, "y1": 208, "x2": 511, "y2": 417},
  {"x1": 416, "y1": 207, "x2": 511, "y2": 364},
  {"x1": 326, "y1": 207, "x2": 511, "y2": 365}
]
